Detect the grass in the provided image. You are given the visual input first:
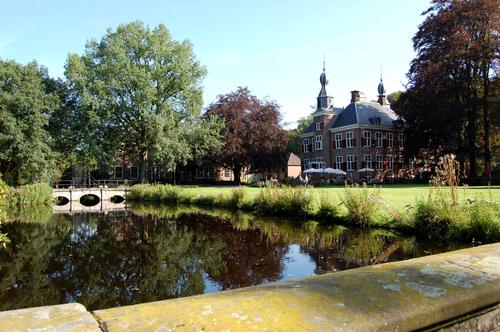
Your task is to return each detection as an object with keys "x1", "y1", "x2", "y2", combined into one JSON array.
[{"x1": 174, "y1": 184, "x2": 499, "y2": 211}]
